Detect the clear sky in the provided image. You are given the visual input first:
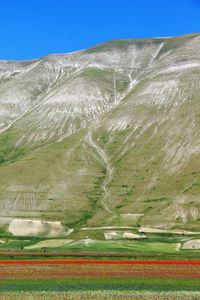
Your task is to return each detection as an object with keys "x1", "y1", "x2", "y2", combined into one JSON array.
[{"x1": 0, "y1": 0, "x2": 200, "y2": 60}]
